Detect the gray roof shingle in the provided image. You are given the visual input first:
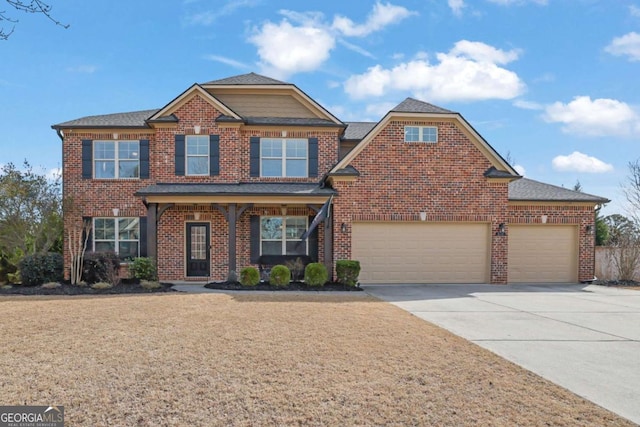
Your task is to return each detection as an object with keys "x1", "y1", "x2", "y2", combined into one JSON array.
[
  {"x1": 391, "y1": 97, "x2": 455, "y2": 114},
  {"x1": 508, "y1": 178, "x2": 609, "y2": 203},
  {"x1": 52, "y1": 109, "x2": 158, "y2": 129},
  {"x1": 136, "y1": 182, "x2": 335, "y2": 197},
  {"x1": 343, "y1": 122, "x2": 376, "y2": 140},
  {"x1": 203, "y1": 72, "x2": 287, "y2": 85}
]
